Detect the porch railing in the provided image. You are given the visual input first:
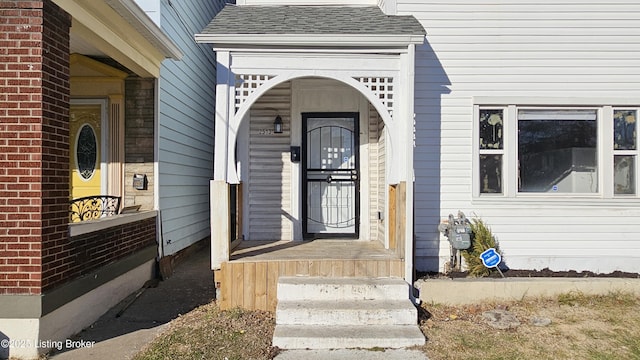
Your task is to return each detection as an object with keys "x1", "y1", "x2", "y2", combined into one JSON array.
[{"x1": 69, "y1": 195, "x2": 121, "y2": 222}]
